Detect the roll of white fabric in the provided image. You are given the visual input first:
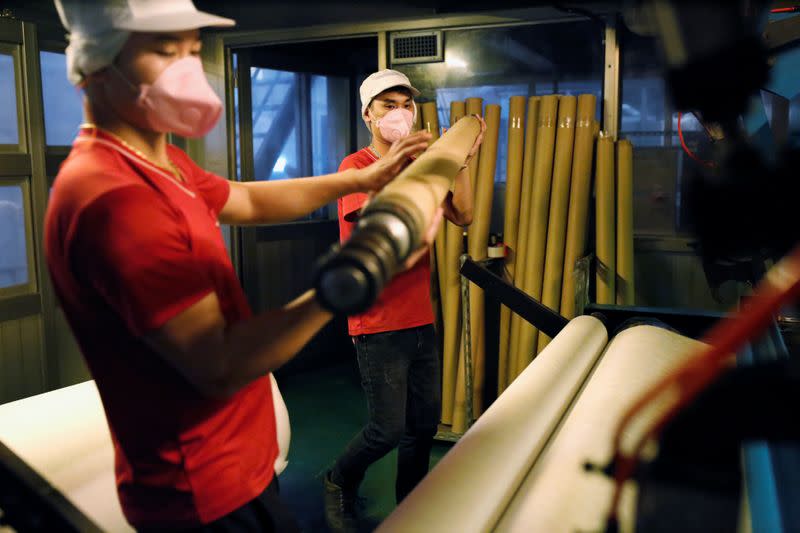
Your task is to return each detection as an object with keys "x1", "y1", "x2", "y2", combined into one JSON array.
[
  {"x1": 0, "y1": 376, "x2": 293, "y2": 531},
  {"x1": 378, "y1": 316, "x2": 608, "y2": 533},
  {"x1": 496, "y1": 325, "x2": 704, "y2": 533},
  {"x1": 0, "y1": 381, "x2": 131, "y2": 532}
]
